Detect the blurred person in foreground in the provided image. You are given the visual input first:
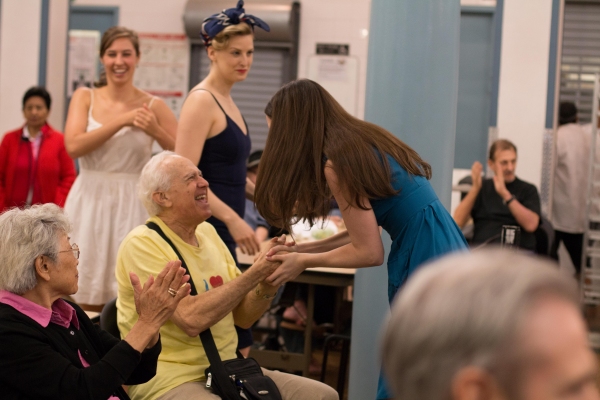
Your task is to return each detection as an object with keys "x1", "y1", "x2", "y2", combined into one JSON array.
[
  {"x1": 0, "y1": 86, "x2": 75, "y2": 212},
  {"x1": 381, "y1": 249, "x2": 598, "y2": 400},
  {"x1": 0, "y1": 203, "x2": 190, "y2": 399}
]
